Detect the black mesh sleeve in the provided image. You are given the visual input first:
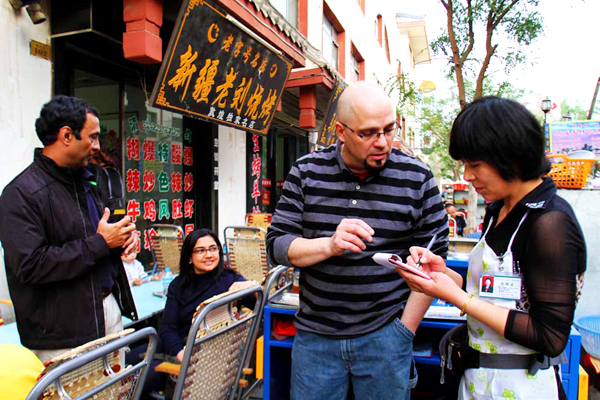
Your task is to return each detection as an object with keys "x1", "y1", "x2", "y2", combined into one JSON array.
[{"x1": 504, "y1": 211, "x2": 586, "y2": 357}]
